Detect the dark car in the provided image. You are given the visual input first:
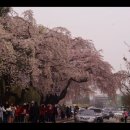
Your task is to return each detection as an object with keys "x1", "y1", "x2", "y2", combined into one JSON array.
[
  {"x1": 109, "y1": 111, "x2": 114, "y2": 118},
  {"x1": 102, "y1": 110, "x2": 110, "y2": 119}
]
